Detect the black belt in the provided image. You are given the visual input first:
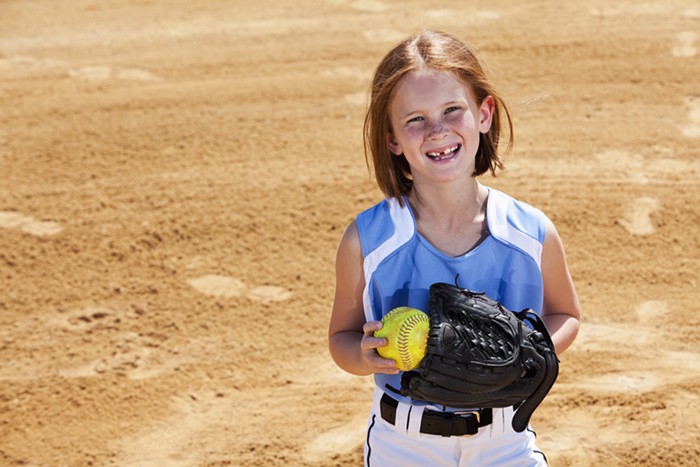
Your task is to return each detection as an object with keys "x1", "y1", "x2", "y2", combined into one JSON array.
[{"x1": 380, "y1": 393, "x2": 493, "y2": 437}]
